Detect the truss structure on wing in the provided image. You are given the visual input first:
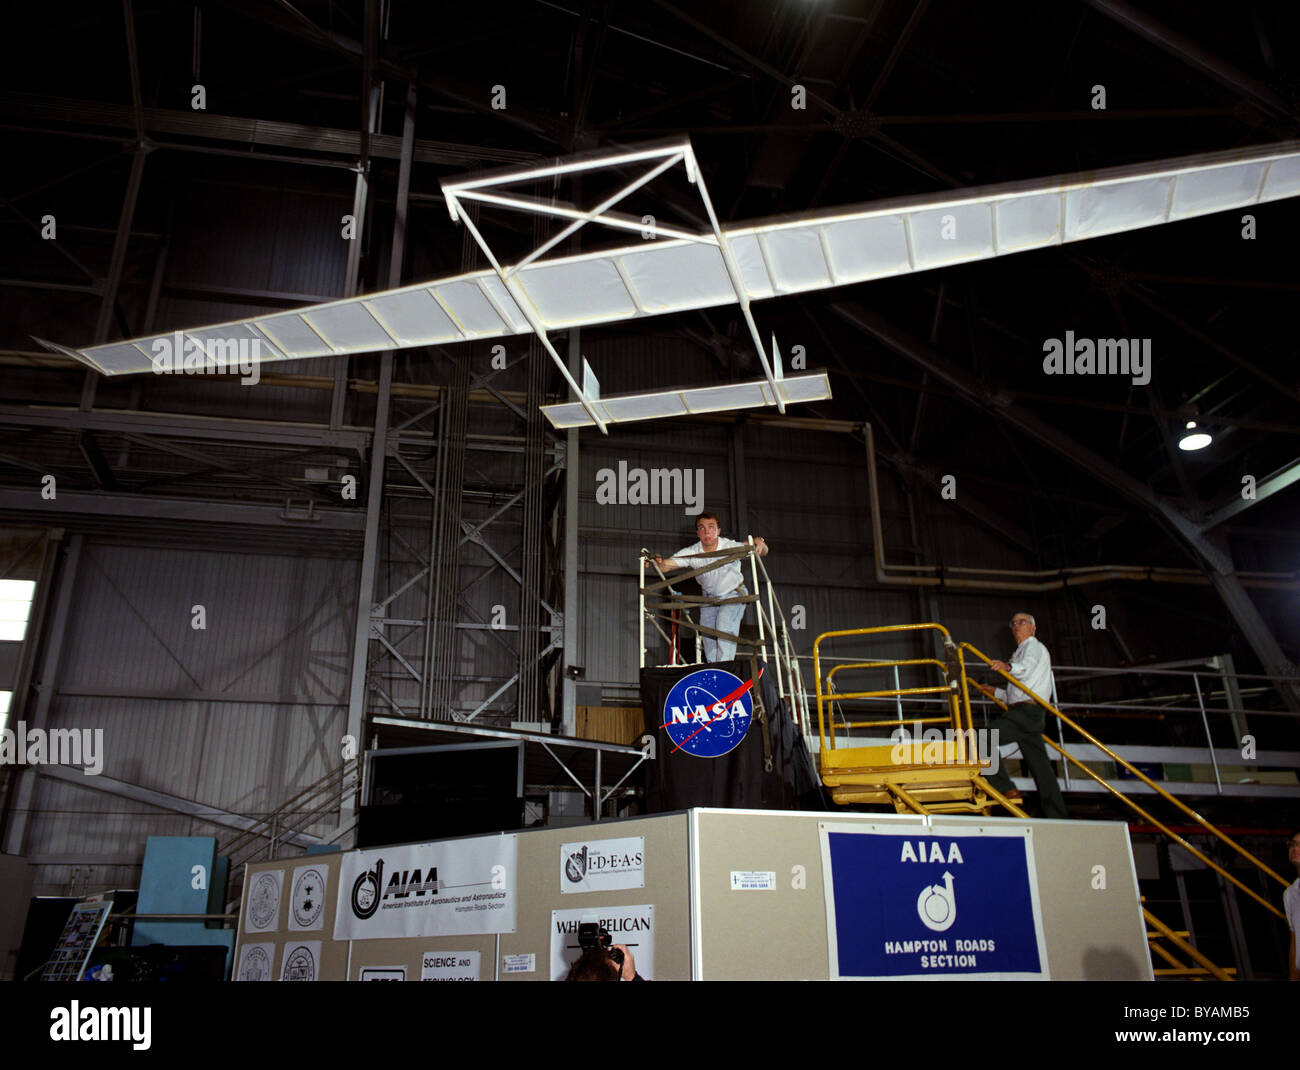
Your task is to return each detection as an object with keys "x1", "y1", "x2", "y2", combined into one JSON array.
[{"x1": 37, "y1": 136, "x2": 1300, "y2": 432}]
